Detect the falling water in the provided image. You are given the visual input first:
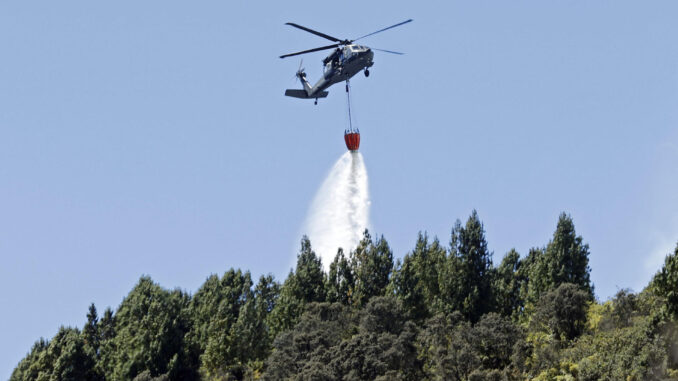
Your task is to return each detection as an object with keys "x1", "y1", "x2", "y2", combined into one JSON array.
[{"x1": 303, "y1": 151, "x2": 371, "y2": 270}]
